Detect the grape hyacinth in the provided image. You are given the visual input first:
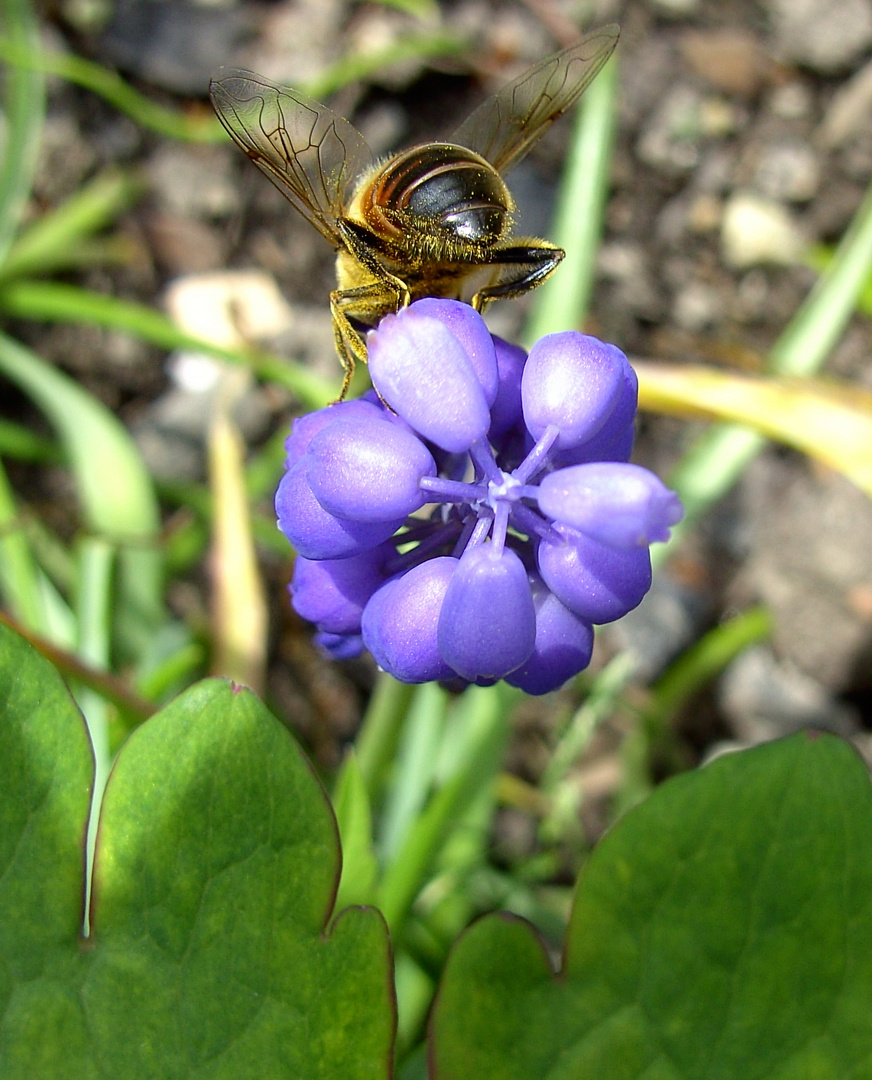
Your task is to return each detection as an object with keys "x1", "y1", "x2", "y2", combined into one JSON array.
[{"x1": 277, "y1": 299, "x2": 683, "y2": 695}]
